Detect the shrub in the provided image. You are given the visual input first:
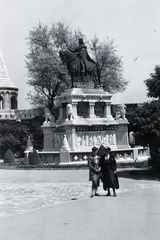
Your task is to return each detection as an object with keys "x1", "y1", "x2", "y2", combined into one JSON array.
[
  {"x1": 149, "y1": 147, "x2": 160, "y2": 167},
  {"x1": 4, "y1": 149, "x2": 15, "y2": 163},
  {"x1": 29, "y1": 149, "x2": 40, "y2": 165}
]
